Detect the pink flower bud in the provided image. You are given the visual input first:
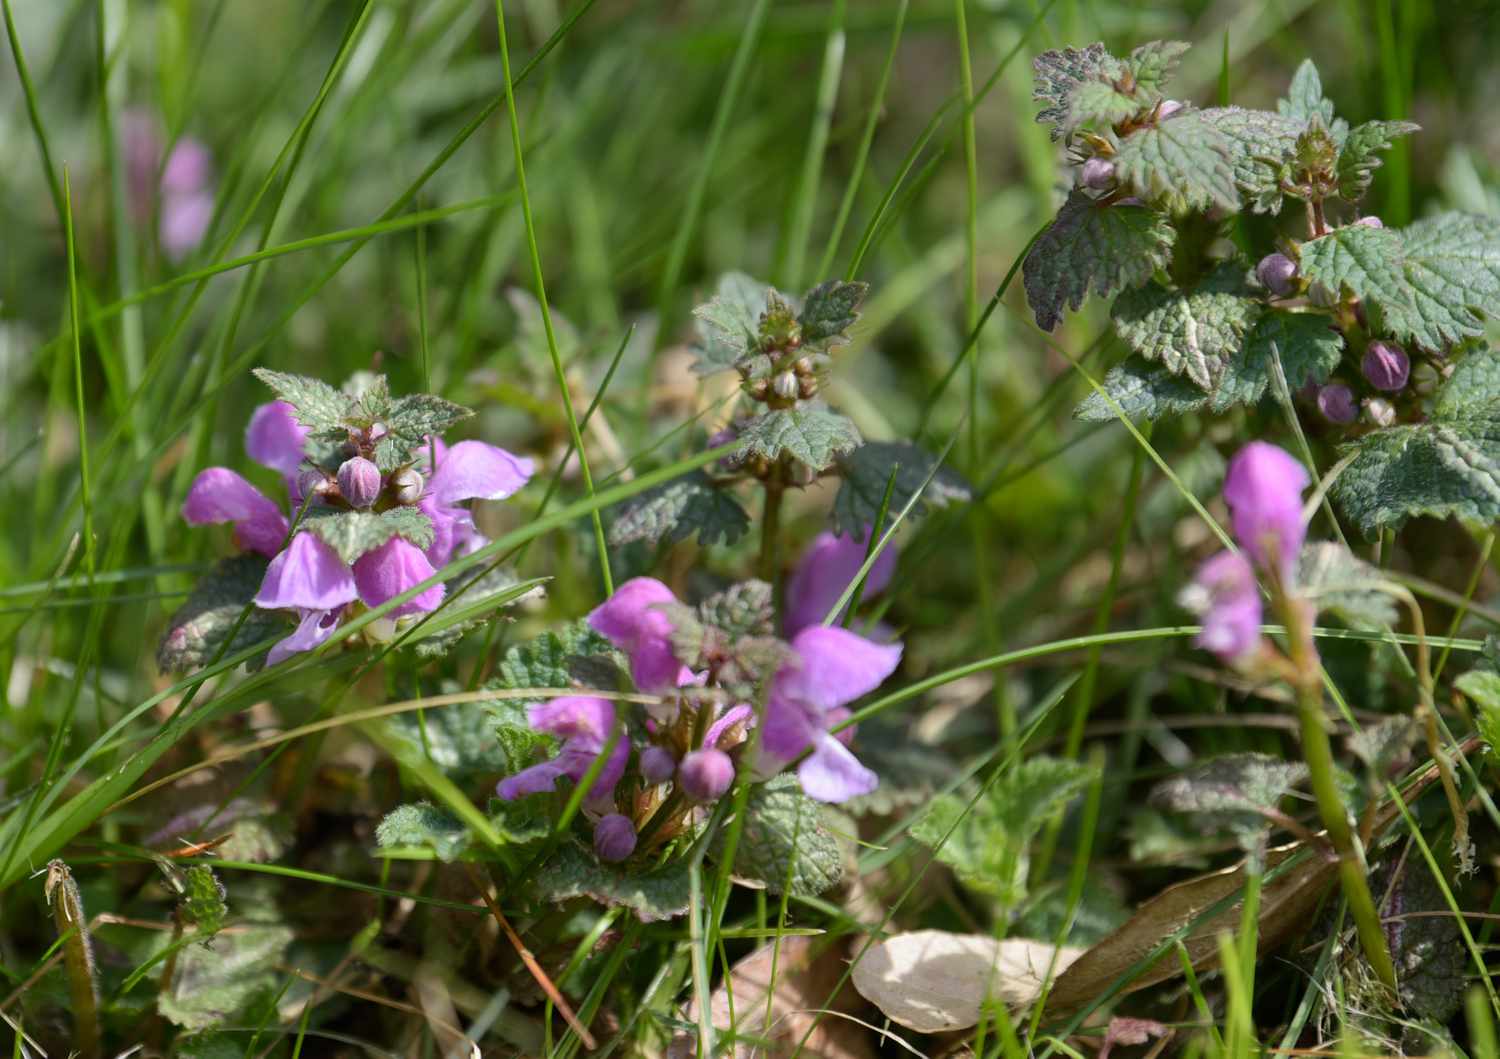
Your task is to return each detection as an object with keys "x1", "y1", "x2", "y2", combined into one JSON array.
[
  {"x1": 337, "y1": 456, "x2": 382, "y2": 509},
  {"x1": 1364, "y1": 396, "x2": 1397, "y2": 427},
  {"x1": 1362, "y1": 341, "x2": 1409, "y2": 392},
  {"x1": 297, "y1": 468, "x2": 332, "y2": 502},
  {"x1": 1316, "y1": 383, "x2": 1357, "y2": 424},
  {"x1": 1255, "y1": 253, "x2": 1298, "y2": 297},
  {"x1": 593, "y1": 813, "x2": 637, "y2": 862},
  {"x1": 639, "y1": 746, "x2": 677, "y2": 785},
  {"x1": 1158, "y1": 99, "x2": 1185, "y2": 119},
  {"x1": 1080, "y1": 157, "x2": 1115, "y2": 190},
  {"x1": 1223, "y1": 442, "x2": 1309, "y2": 575},
  {"x1": 679, "y1": 748, "x2": 735, "y2": 802},
  {"x1": 1355, "y1": 215, "x2": 1384, "y2": 229}
]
